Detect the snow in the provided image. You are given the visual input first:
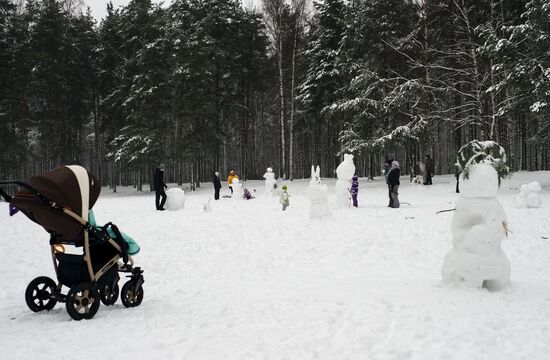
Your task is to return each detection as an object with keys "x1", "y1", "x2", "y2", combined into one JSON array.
[
  {"x1": 1, "y1": 172, "x2": 550, "y2": 359},
  {"x1": 164, "y1": 187, "x2": 185, "y2": 210}
]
